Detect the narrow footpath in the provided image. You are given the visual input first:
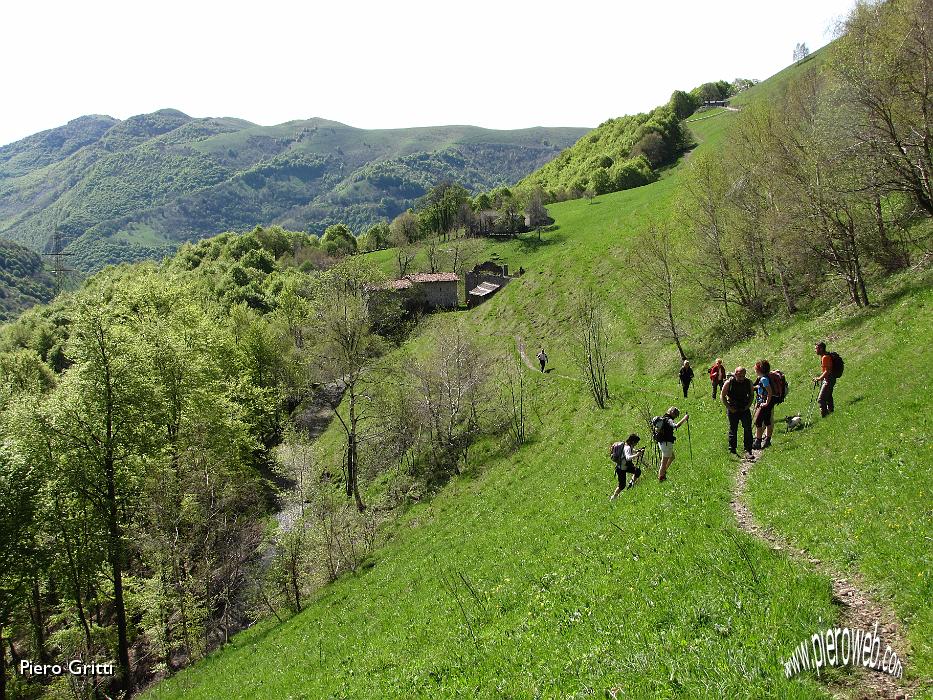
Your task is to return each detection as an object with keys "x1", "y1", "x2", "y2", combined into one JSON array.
[{"x1": 731, "y1": 449, "x2": 917, "y2": 699}]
